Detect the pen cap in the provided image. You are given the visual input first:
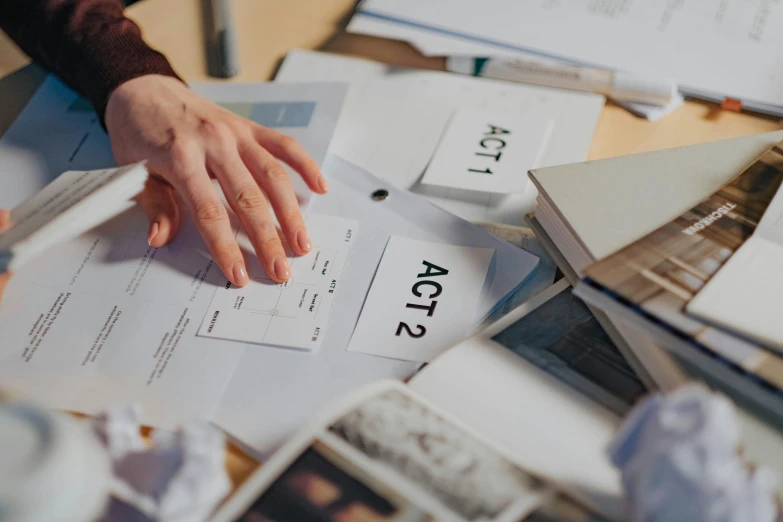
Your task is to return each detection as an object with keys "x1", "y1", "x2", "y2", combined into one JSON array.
[
  {"x1": 0, "y1": 402, "x2": 112, "y2": 522},
  {"x1": 610, "y1": 72, "x2": 676, "y2": 105}
]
